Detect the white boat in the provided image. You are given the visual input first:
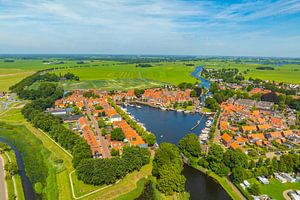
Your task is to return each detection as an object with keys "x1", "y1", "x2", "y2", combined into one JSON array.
[
  {"x1": 160, "y1": 135, "x2": 163, "y2": 138},
  {"x1": 177, "y1": 109, "x2": 183, "y2": 112},
  {"x1": 136, "y1": 105, "x2": 142, "y2": 109},
  {"x1": 184, "y1": 110, "x2": 190, "y2": 114},
  {"x1": 161, "y1": 107, "x2": 167, "y2": 111}
]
